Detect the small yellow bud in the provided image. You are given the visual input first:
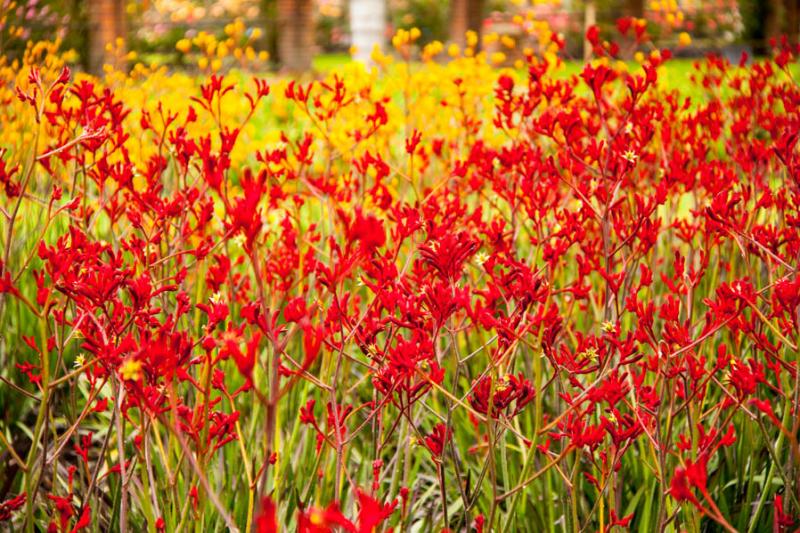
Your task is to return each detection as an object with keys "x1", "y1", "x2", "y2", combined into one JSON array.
[
  {"x1": 176, "y1": 38, "x2": 192, "y2": 54},
  {"x1": 501, "y1": 35, "x2": 516, "y2": 49},
  {"x1": 622, "y1": 150, "x2": 638, "y2": 163},
  {"x1": 120, "y1": 359, "x2": 143, "y2": 381},
  {"x1": 490, "y1": 52, "x2": 506, "y2": 65}
]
